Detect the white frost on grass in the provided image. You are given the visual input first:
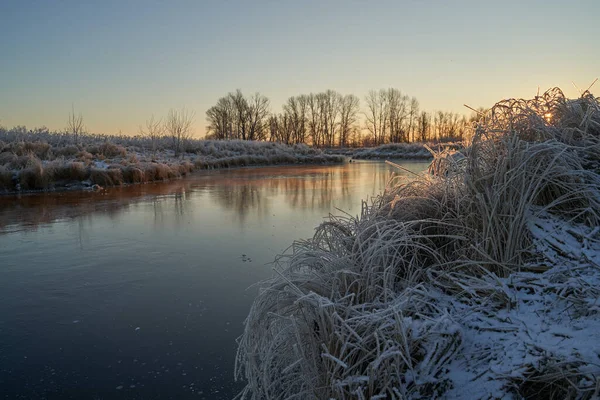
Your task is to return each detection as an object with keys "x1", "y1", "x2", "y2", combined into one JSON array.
[
  {"x1": 0, "y1": 135, "x2": 345, "y2": 192},
  {"x1": 446, "y1": 215, "x2": 600, "y2": 399},
  {"x1": 235, "y1": 88, "x2": 600, "y2": 399},
  {"x1": 350, "y1": 142, "x2": 463, "y2": 160}
]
